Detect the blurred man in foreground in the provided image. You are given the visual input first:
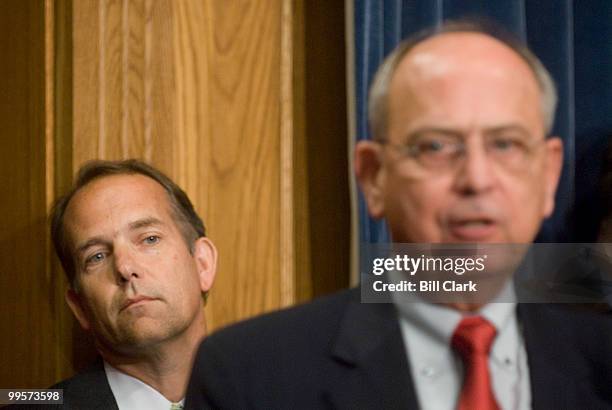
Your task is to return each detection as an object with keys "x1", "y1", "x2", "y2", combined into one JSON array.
[
  {"x1": 186, "y1": 21, "x2": 612, "y2": 409},
  {"x1": 48, "y1": 160, "x2": 217, "y2": 409}
]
